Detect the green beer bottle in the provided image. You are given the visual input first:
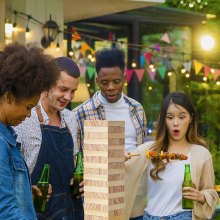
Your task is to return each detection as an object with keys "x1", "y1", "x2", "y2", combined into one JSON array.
[
  {"x1": 182, "y1": 163, "x2": 194, "y2": 209},
  {"x1": 72, "y1": 151, "x2": 84, "y2": 198},
  {"x1": 34, "y1": 164, "x2": 50, "y2": 212}
]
